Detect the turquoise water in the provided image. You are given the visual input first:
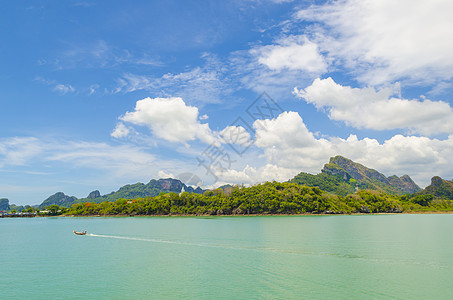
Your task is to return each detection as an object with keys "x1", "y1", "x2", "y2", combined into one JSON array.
[{"x1": 1, "y1": 215, "x2": 452, "y2": 299}]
